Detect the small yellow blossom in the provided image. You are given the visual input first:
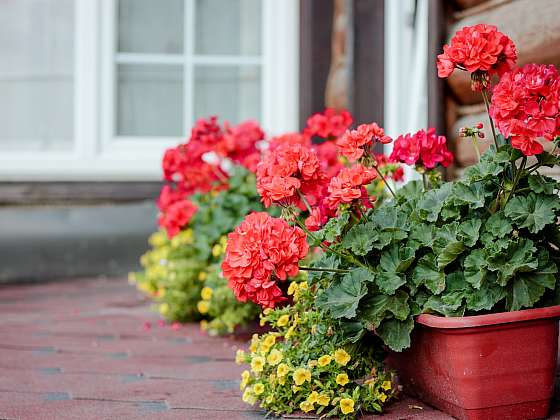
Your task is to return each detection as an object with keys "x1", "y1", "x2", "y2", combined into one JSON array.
[
  {"x1": 277, "y1": 314, "x2": 290, "y2": 327},
  {"x1": 242, "y1": 388, "x2": 256, "y2": 405},
  {"x1": 308, "y1": 359, "x2": 318, "y2": 368},
  {"x1": 240, "y1": 370, "x2": 251, "y2": 390},
  {"x1": 340, "y1": 398, "x2": 355, "y2": 415},
  {"x1": 201, "y1": 287, "x2": 213, "y2": 300},
  {"x1": 336, "y1": 373, "x2": 349, "y2": 386},
  {"x1": 263, "y1": 335, "x2": 276, "y2": 347},
  {"x1": 379, "y1": 393, "x2": 387, "y2": 403},
  {"x1": 251, "y1": 356, "x2": 265, "y2": 373},
  {"x1": 287, "y1": 282, "x2": 298, "y2": 296},
  {"x1": 259, "y1": 343, "x2": 272, "y2": 355},
  {"x1": 267, "y1": 349, "x2": 283, "y2": 366},
  {"x1": 200, "y1": 320, "x2": 208, "y2": 331},
  {"x1": 235, "y1": 349, "x2": 246, "y2": 365},
  {"x1": 318, "y1": 355, "x2": 332, "y2": 367},
  {"x1": 197, "y1": 301, "x2": 210, "y2": 314},
  {"x1": 382, "y1": 380, "x2": 392, "y2": 391},
  {"x1": 277, "y1": 363, "x2": 290, "y2": 377},
  {"x1": 253, "y1": 383, "x2": 265, "y2": 395},
  {"x1": 292, "y1": 385, "x2": 301, "y2": 393},
  {"x1": 268, "y1": 374, "x2": 276, "y2": 385},
  {"x1": 293, "y1": 368, "x2": 311, "y2": 385},
  {"x1": 263, "y1": 308, "x2": 273, "y2": 315},
  {"x1": 307, "y1": 391, "x2": 319, "y2": 404},
  {"x1": 159, "y1": 303, "x2": 169, "y2": 316},
  {"x1": 334, "y1": 349, "x2": 351, "y2": 366},
  {"x1": 265, "y1": 395, "x2": 274, "y2": 404},
  {"x1": 317, "y1": 394, "x2": 330, "y2": 406},
  {"x1": 278, "y1": 376, "x2": 286, "y2": 385},
  {"x1": 219, "y1": 235, "x2": 228, "y2": 247},
  {"x1": 198, "y1": 271, "x2": 207, "y2": 281},
  {"x1": 211, "y1": 244, "x2": 222, "y2": 257},
  {"x1": 285, "y1": 326, "x2": 295, "y2": 339},
  {"x1": 300, "y1": 400, "x2": 314, "y2": 413},
  {"x1": 299, "y1": 281, "x2": 308, "y2": 291}
]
